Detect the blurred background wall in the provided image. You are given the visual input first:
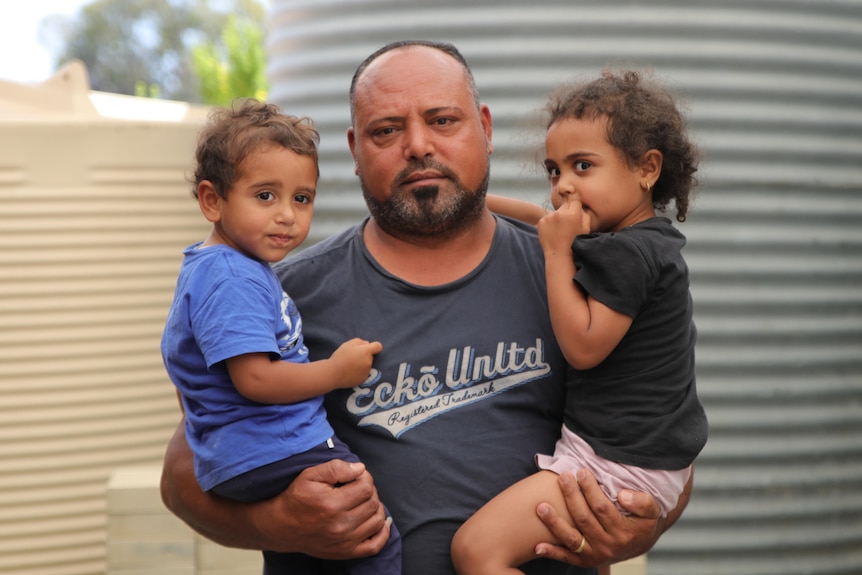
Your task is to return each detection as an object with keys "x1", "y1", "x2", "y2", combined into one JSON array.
[
  {"x1": 0, "y1": 63, "x2": 210, "y2": 574},
  {"x1": 267, "y1": 1, "x2": 862, "y2": 574},
  {"x1": 0, "y1": 1, "x2": 860, "y2": 574}
]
